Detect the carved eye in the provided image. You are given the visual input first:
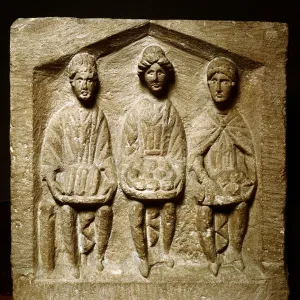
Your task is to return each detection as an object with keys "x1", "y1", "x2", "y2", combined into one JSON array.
[{"x1": 221, "y1": 80, "x2": 230, "y2": 85}]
